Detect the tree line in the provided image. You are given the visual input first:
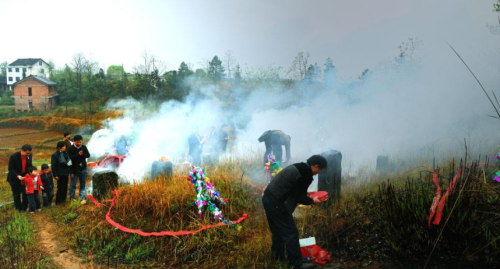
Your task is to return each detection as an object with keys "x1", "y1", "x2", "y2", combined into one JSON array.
[
  {"x1": 0, "y1": 51, "x2": 352, "y2": 111},
  {"x1": 0, "y1": 34, "x2": 436, "y2": 111}
]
